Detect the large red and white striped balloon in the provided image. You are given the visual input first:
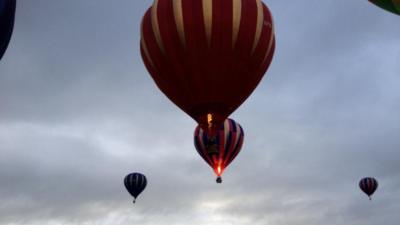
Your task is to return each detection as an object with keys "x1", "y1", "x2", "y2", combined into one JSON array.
[{"x1": 140, "y1": 0, "x2": 275, "y2": 131}]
